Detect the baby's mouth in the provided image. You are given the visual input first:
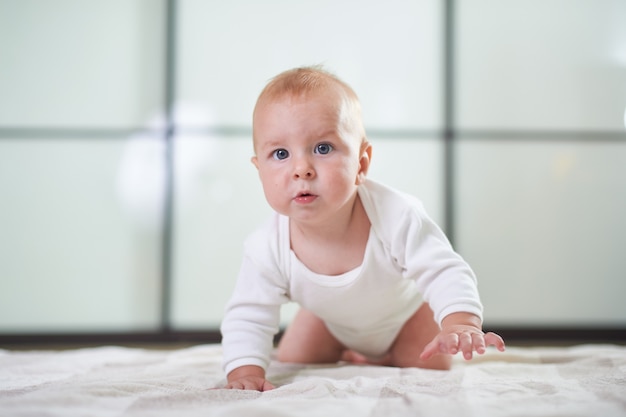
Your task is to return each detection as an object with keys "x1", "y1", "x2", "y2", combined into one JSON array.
[{"x1": 294, "y1": 191, "x2": 317, "y2": 203}]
